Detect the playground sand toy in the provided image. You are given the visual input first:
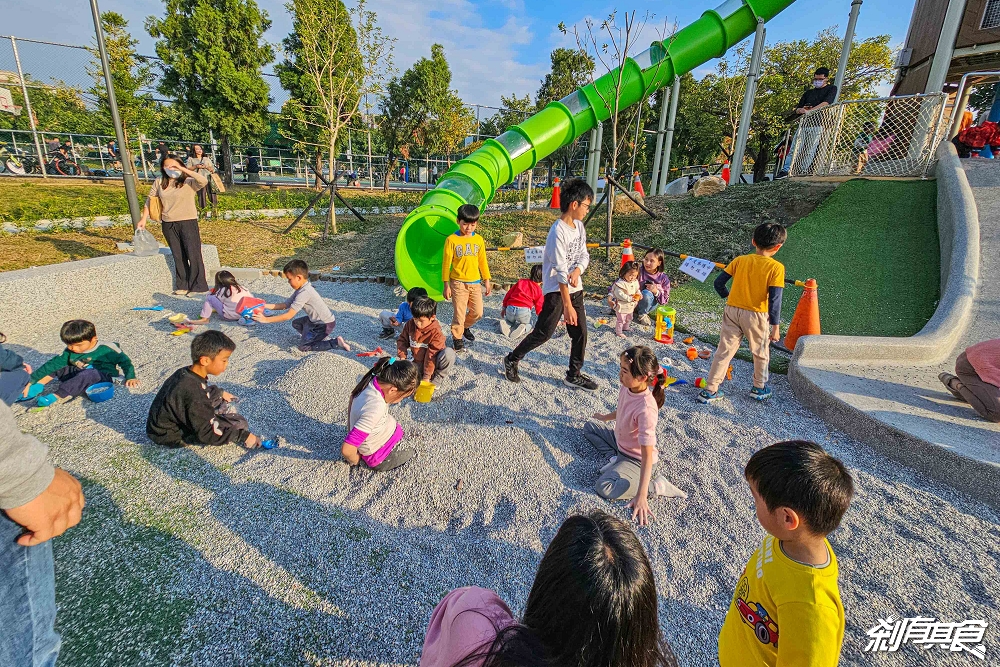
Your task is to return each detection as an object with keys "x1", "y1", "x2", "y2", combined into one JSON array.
[{"x1": 8, "y1": 276, "x2": 998, "y2": 665}]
